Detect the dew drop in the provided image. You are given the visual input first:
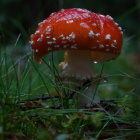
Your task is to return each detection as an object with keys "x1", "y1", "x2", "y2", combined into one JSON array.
[
  {"x1": 103, "y1": 79, "x2": 107, "y2": 83},
  {"x1": 93, "y1": 61, "x2": 98, "y2": 64}
]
